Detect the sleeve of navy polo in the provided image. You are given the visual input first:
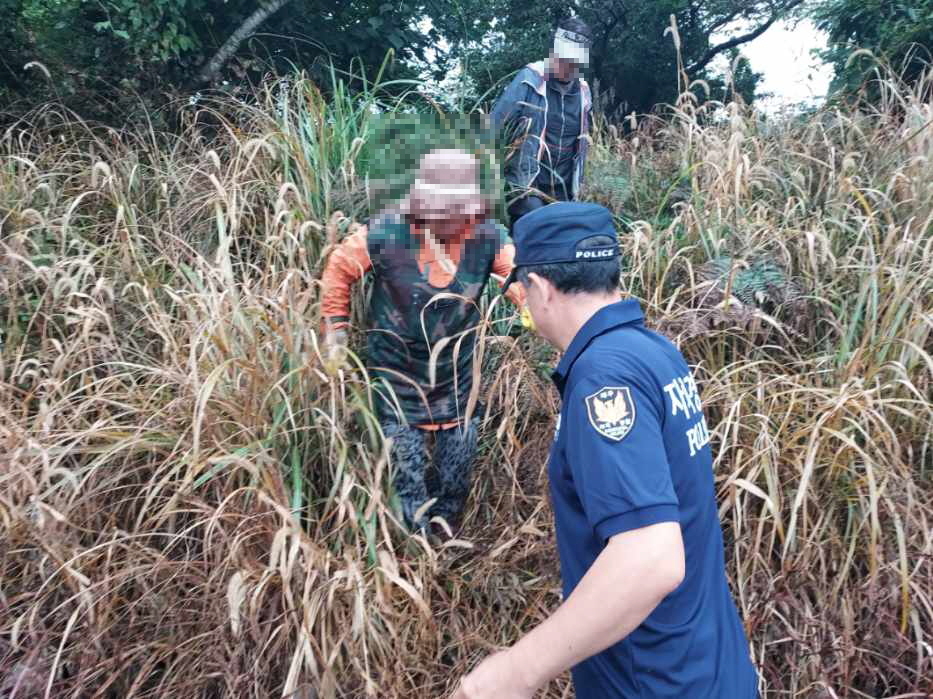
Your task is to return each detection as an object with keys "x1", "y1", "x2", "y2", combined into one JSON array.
[{"x1": 564, "y1": 374, "x2": 680, "y2": 542}]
